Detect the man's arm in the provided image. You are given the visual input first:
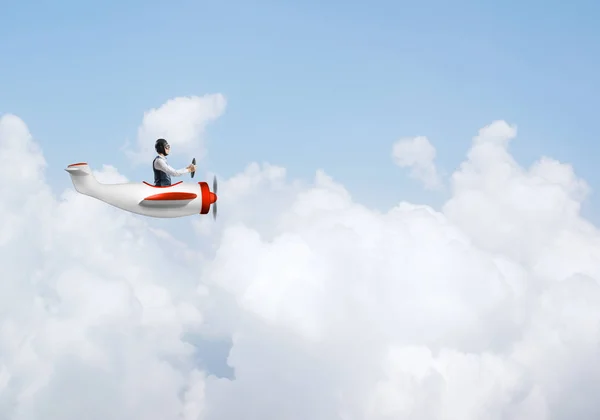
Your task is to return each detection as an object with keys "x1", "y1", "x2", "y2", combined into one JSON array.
[{"x1": 154, "y1": 158, "x2": 190, "y2": 177}]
